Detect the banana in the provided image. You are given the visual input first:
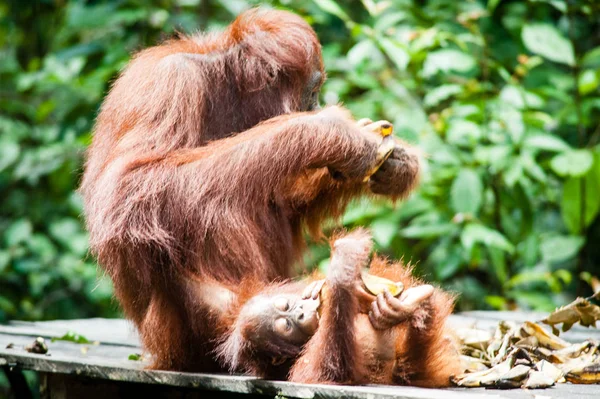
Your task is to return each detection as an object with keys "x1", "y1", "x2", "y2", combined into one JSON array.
[
  {"x1": 565, "y1": 363, "x2": 600, "y2": 384},
  {"x1": 361, "y1": 271, "x2": 404, "y2": 297}
]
